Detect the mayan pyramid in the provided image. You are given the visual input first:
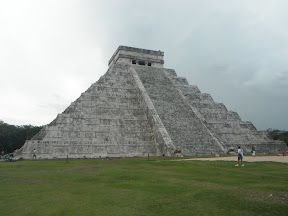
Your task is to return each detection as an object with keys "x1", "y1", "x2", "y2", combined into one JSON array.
[{"x1": 18, "y1": 46, "x2": 287, "y2": 159}]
